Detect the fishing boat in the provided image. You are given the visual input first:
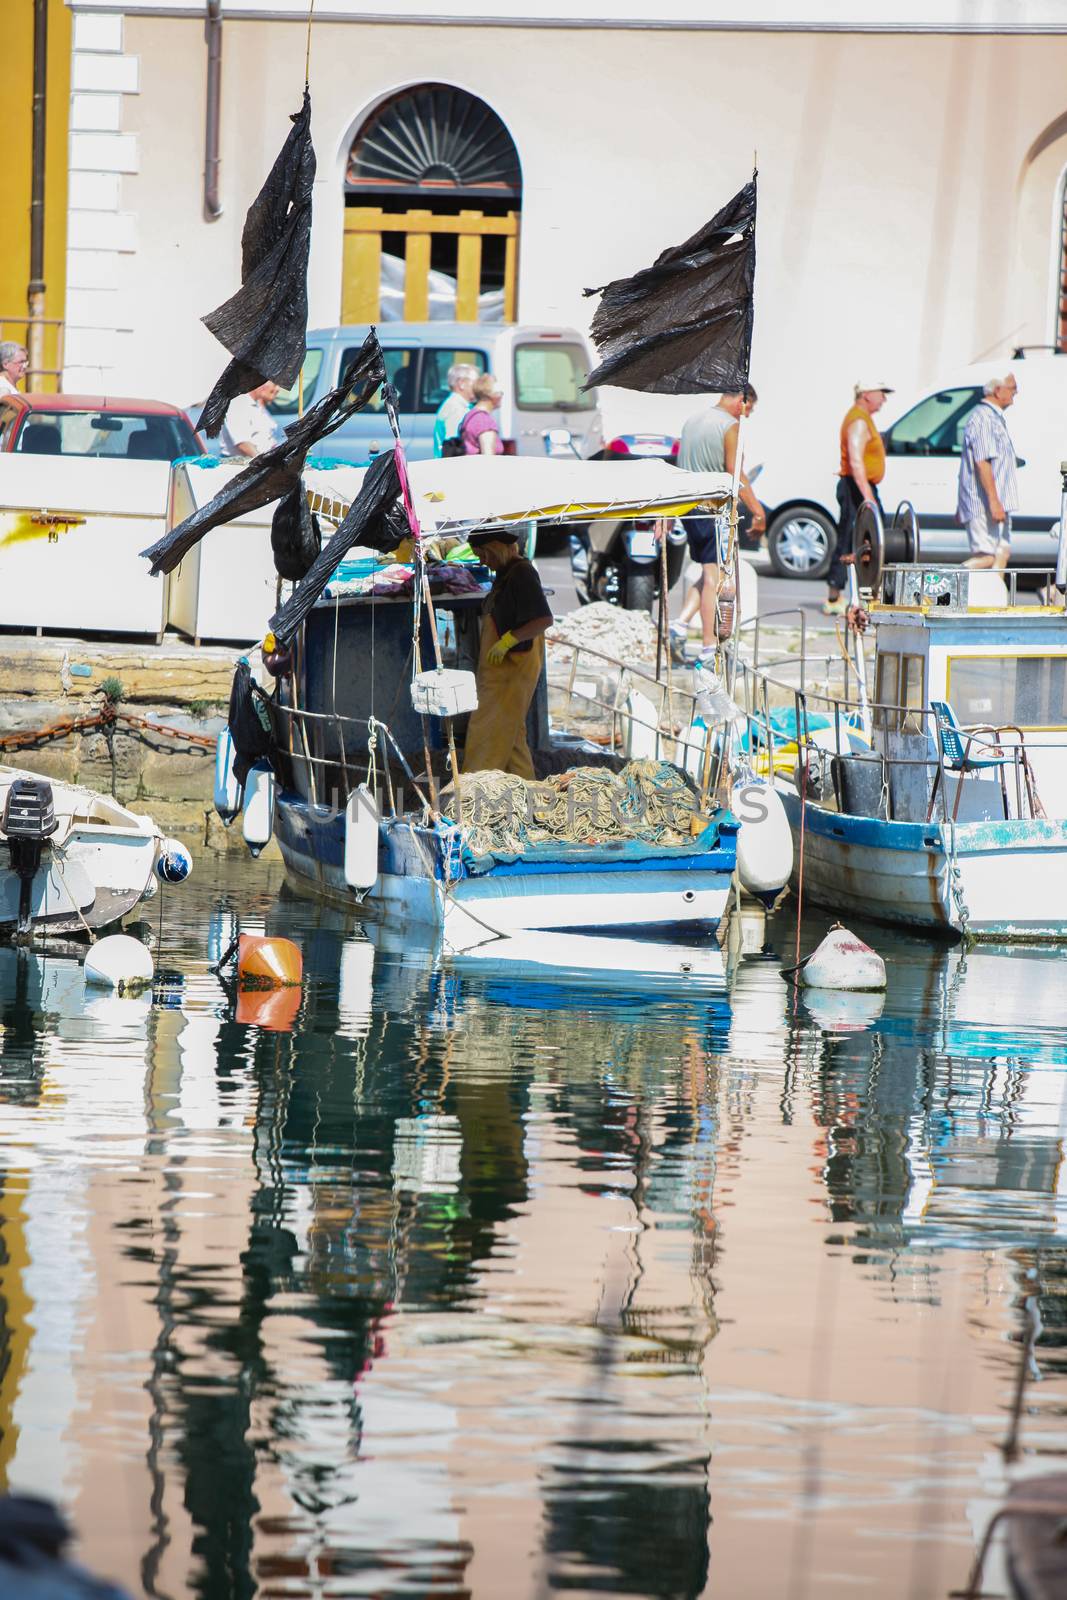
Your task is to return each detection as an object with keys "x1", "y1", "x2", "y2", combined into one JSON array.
[
  {"x1": 0, "y1": 764, "x2": 187, "y2": 939},
  {"x1": 741, "y1": 544, "x2": 1067, "y2": 942},
  {"x1": 195, "y1": 455, "x2": 743, "y2": 942}
]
